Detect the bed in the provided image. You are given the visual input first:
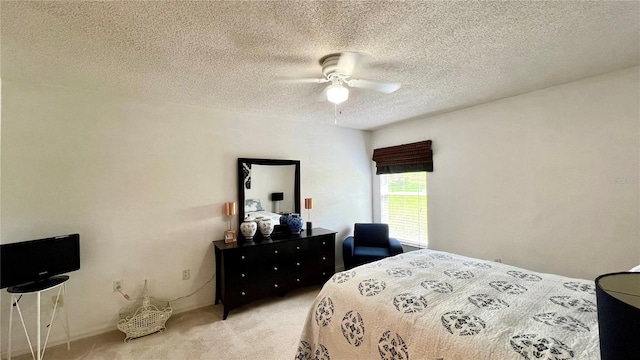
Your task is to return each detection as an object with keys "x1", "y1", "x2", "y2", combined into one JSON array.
[
  {"x1": 296, "y1": 249, "x2": 600, "y2": 360},
  {"x1": 247, "y1": 210, "x2": 281, "y2": 224},
  {"x1": 244, "y1": 198, "x2": 281, "y2": 224}
]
